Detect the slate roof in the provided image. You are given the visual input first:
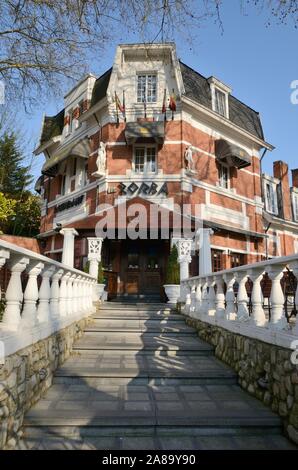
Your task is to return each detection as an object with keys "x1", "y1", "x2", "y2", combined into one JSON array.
[
  {"x1": 90, "y1": 68, "x2": 112, "y2": 107},
  {"x1": 39, "y1": 61, "x2": 265, "y2": 146},
  {"x1": 179, "y1": 61, "x2": 264, "y2": 140},
  {"x1": 40, "y1": 109, "x2": 65, "y2": 145}
]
